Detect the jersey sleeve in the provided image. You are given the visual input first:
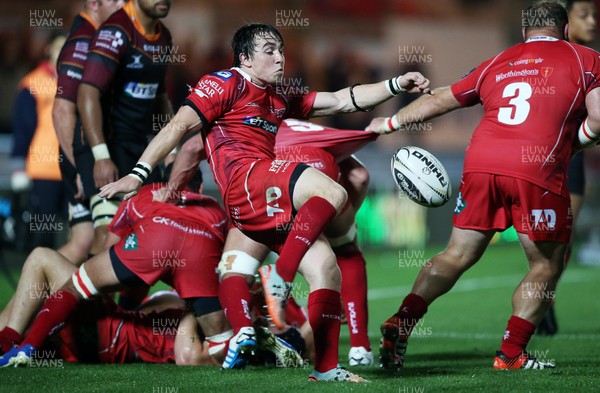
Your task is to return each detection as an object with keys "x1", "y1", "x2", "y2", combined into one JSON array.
[
  {"x1": 182, "y1": 70, "x2": 242, "y2": 126},
  {"x1": 56, "y1": 38, "x2": 90, "y2": 102},
  {"x1": 582, "y1": 48, "x2": 600, "y2": 94},
  {"x1": 285, "y1": 91, "x2": 317, "y2": 119},
  {"x1": 450, "y1": 59, "x2": 494, "y2": 107},
  {"x1": 81, "y1": 25, "x2": 129, "y2": 94}
]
